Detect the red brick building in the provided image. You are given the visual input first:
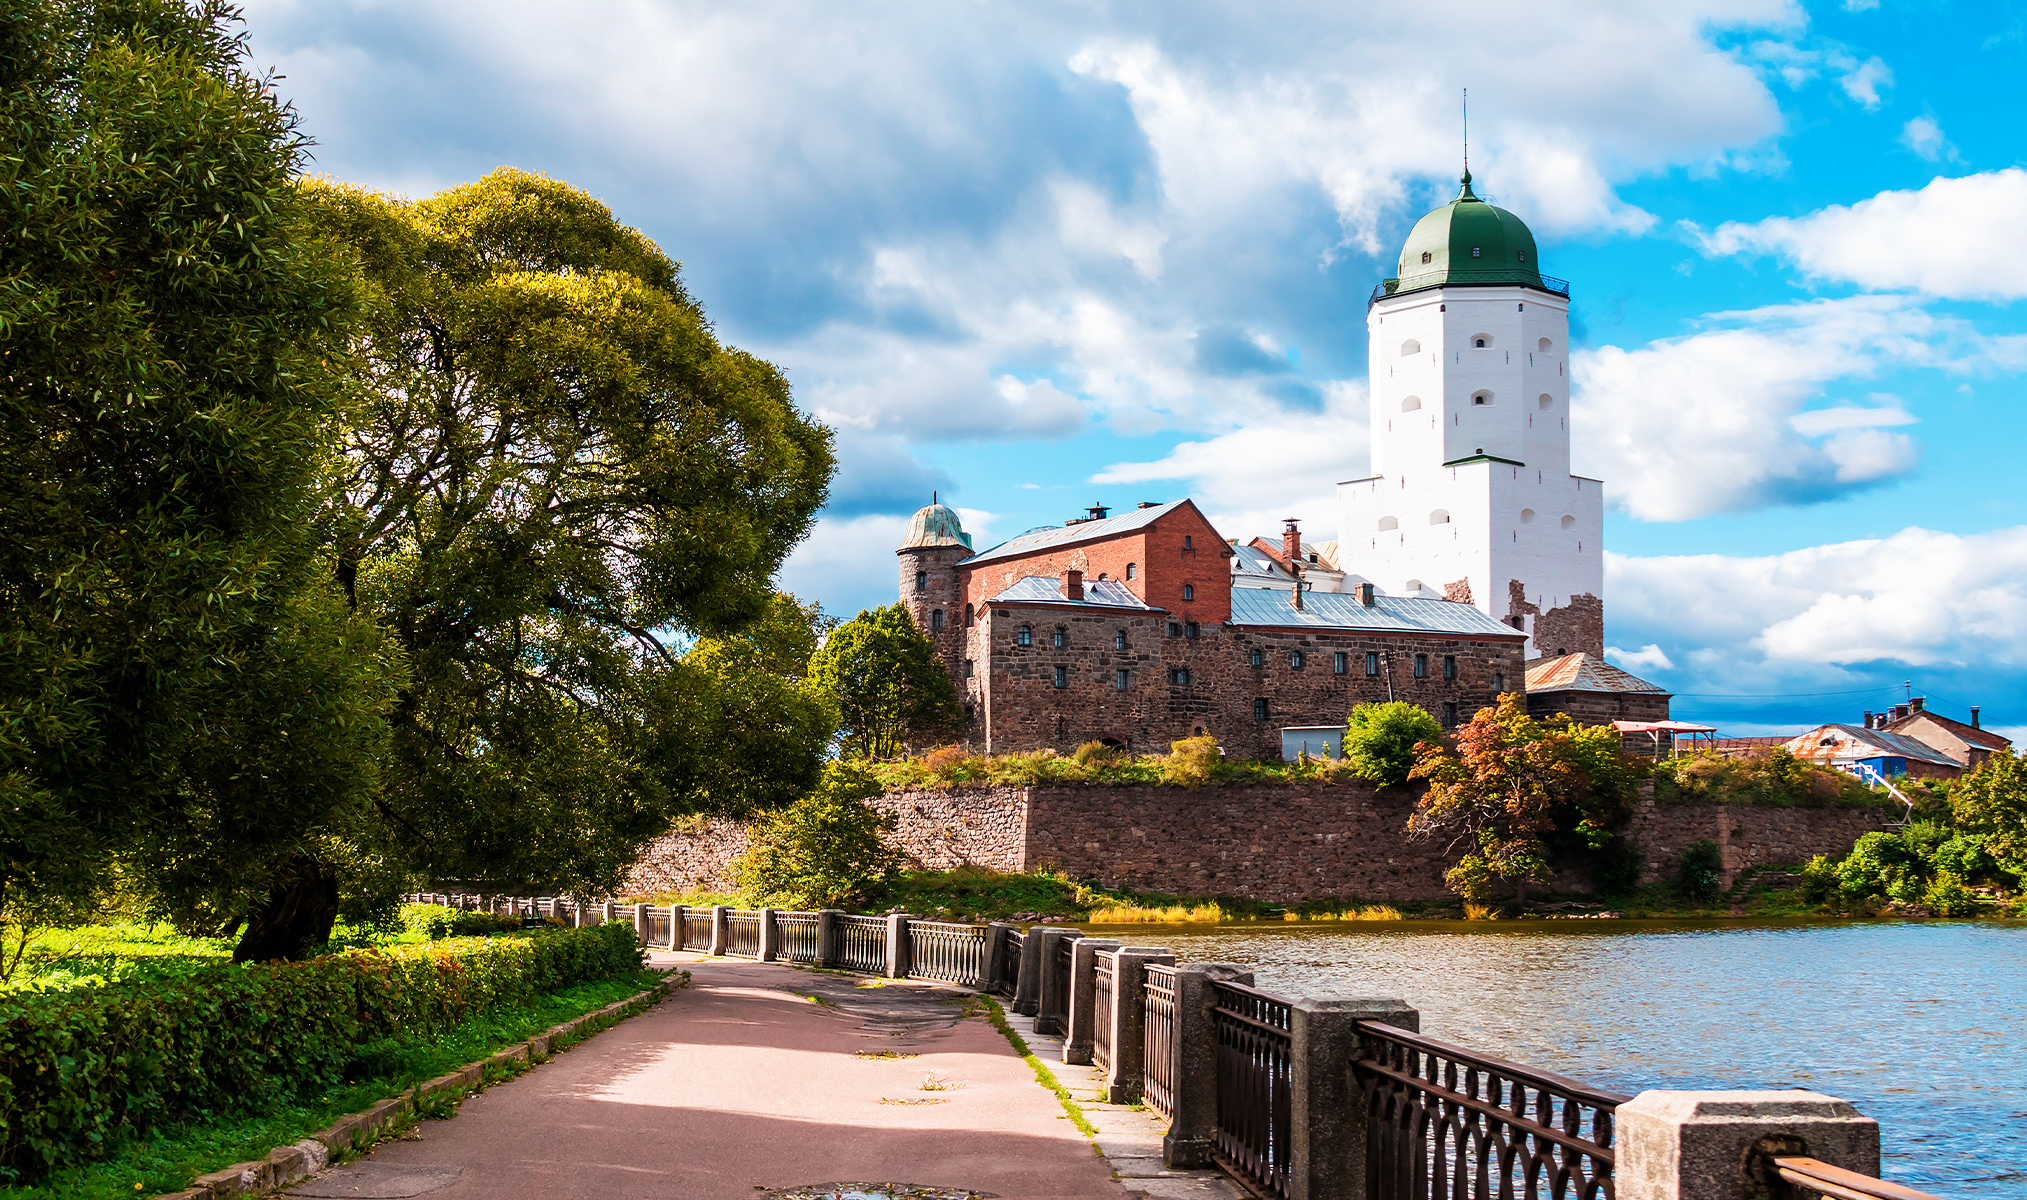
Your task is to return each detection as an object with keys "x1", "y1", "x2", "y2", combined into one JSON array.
[{"x1": 897, "y1": 498, "x2": 1529, "y2": 760}]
